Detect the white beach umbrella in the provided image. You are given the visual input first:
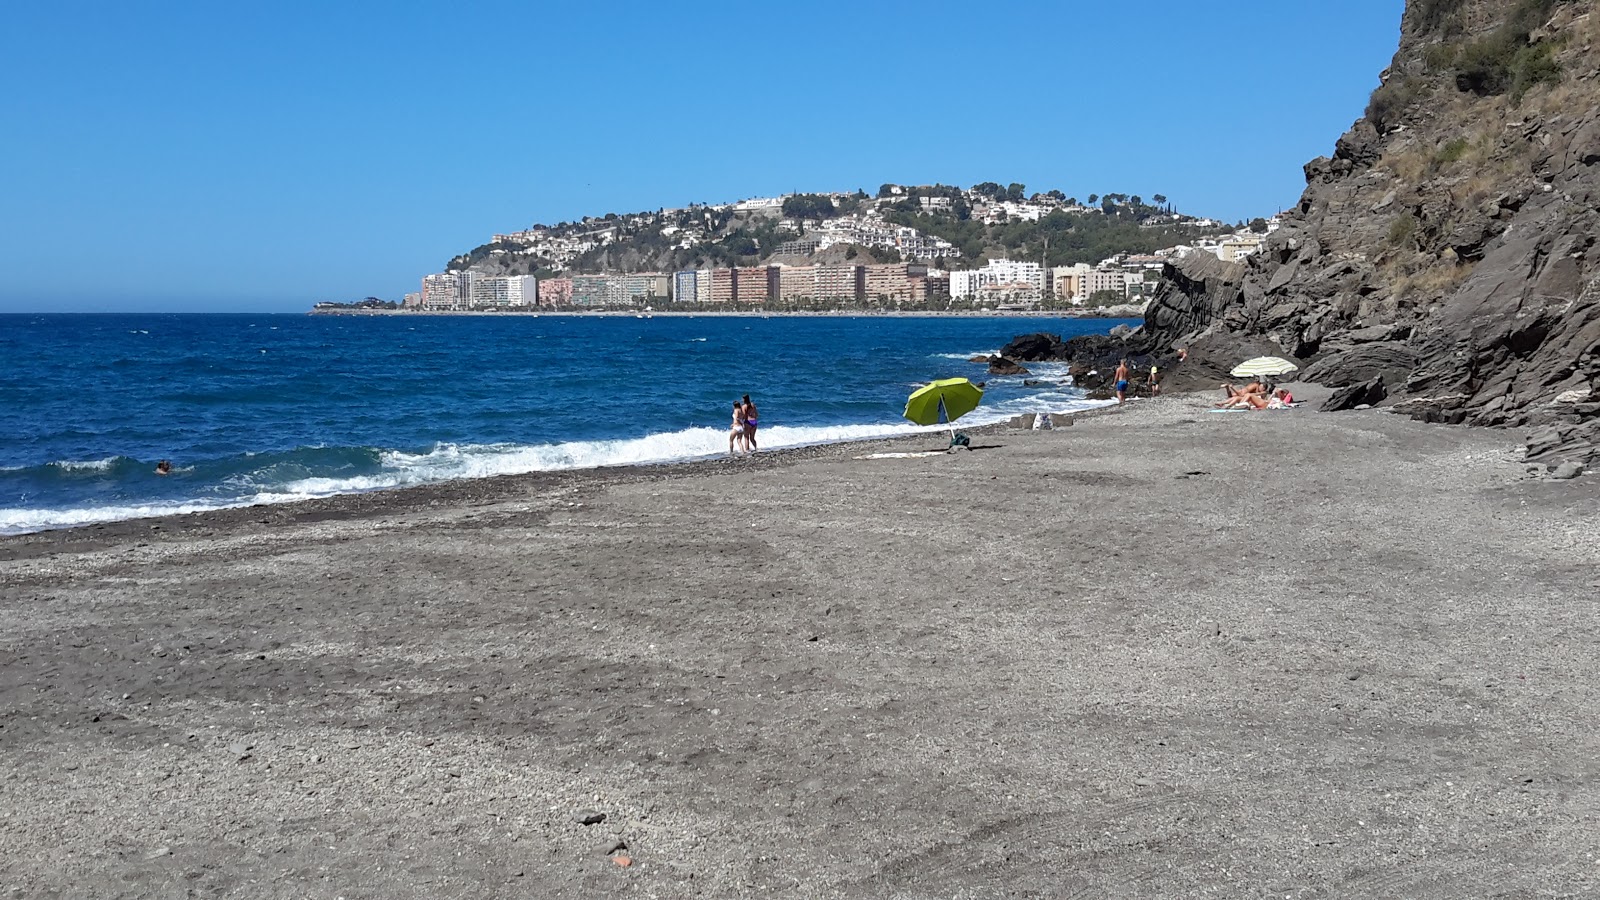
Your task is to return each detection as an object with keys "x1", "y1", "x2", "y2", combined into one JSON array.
[{"x1": 1230, "y1": 356, "x2": 1300, "y2": 378}]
